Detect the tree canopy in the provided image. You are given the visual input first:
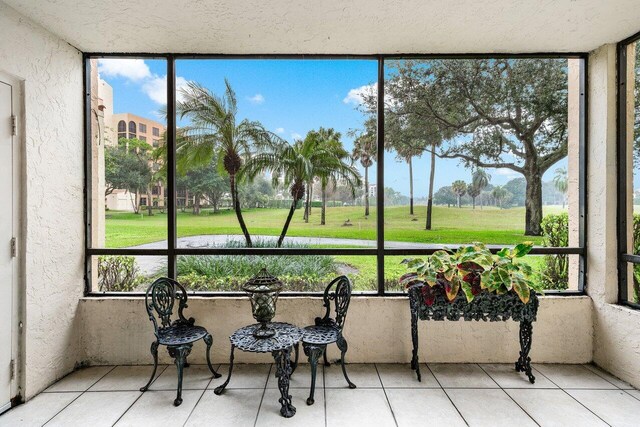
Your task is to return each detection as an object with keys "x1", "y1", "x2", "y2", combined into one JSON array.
[{"x1": 384, "y1": 58, "x2": 570, "y2": 235}]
